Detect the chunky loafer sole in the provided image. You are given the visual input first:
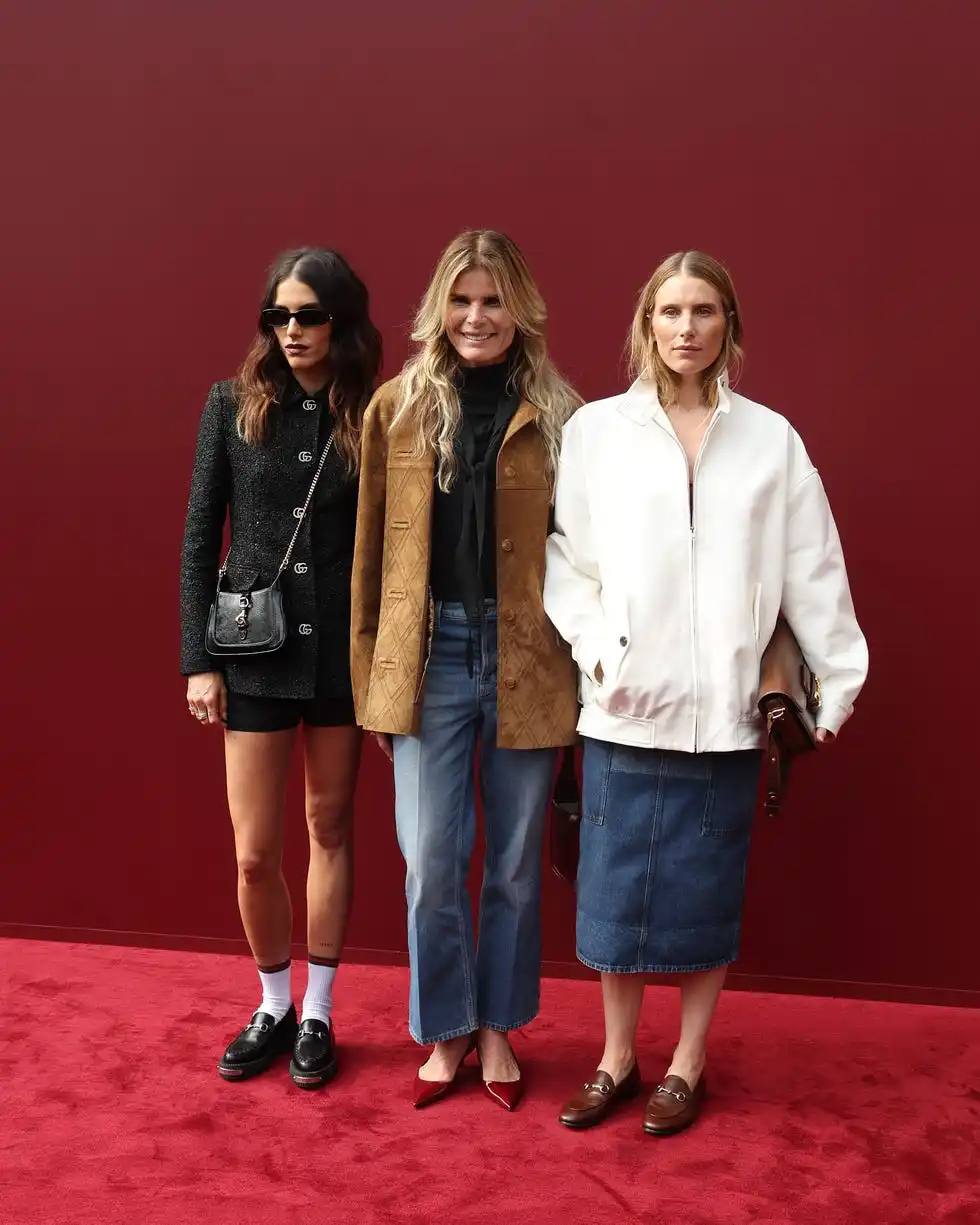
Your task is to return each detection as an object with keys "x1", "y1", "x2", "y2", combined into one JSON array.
[
  {"x1": 216, "y1": 1005, "x2": 298, "y2": 1081},
  {"x1": 217, "y1": 1047, "x2": 283, "y2": 1081},
  {"x1": 289, "y1": 1053, "x2": 338, "y2": 1089}
]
